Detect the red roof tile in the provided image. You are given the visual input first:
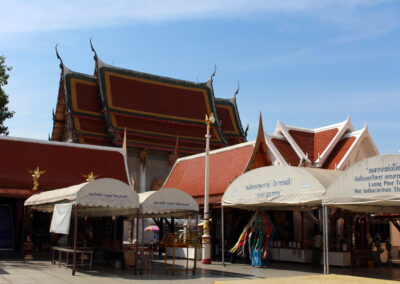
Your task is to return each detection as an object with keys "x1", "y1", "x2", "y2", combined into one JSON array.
[
  {"x1": 0, "y1": 137, "x2": 129, "y2": 192},
  {"x1": 288, "y1": 128, "x2": 338, "y2": 162},
  {"x1": 323, "y1": 137, "x2": 356, "y2": 169},
  {"x1": 163, "y1": 144, "x2": 254, "y2": 204},
  {"x1": 271, "y1": 138, "x2": 300, "y2": 166}
]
